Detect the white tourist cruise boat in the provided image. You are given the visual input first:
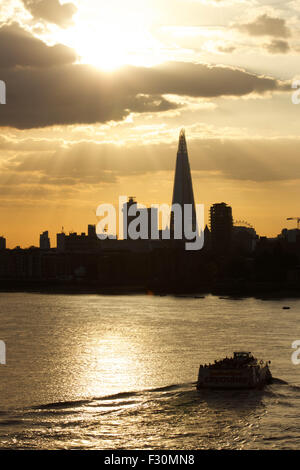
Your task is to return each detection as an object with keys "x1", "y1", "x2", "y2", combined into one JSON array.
[{"x1": 197, "y1": 352, "x2": 272, "y2": 390}]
